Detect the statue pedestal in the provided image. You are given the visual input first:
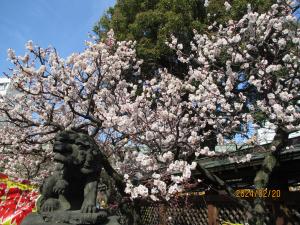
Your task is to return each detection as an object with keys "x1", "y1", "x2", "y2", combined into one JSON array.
[{"x1": 21, "y1": 210, "x2": 120, "y2": 225}]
